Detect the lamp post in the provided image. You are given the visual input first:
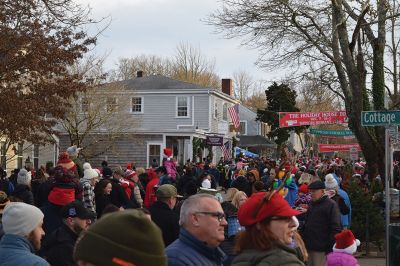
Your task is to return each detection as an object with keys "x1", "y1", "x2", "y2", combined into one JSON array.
[{"x1": 25, "y1": 156, "x2": 32, "y2": 170}]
